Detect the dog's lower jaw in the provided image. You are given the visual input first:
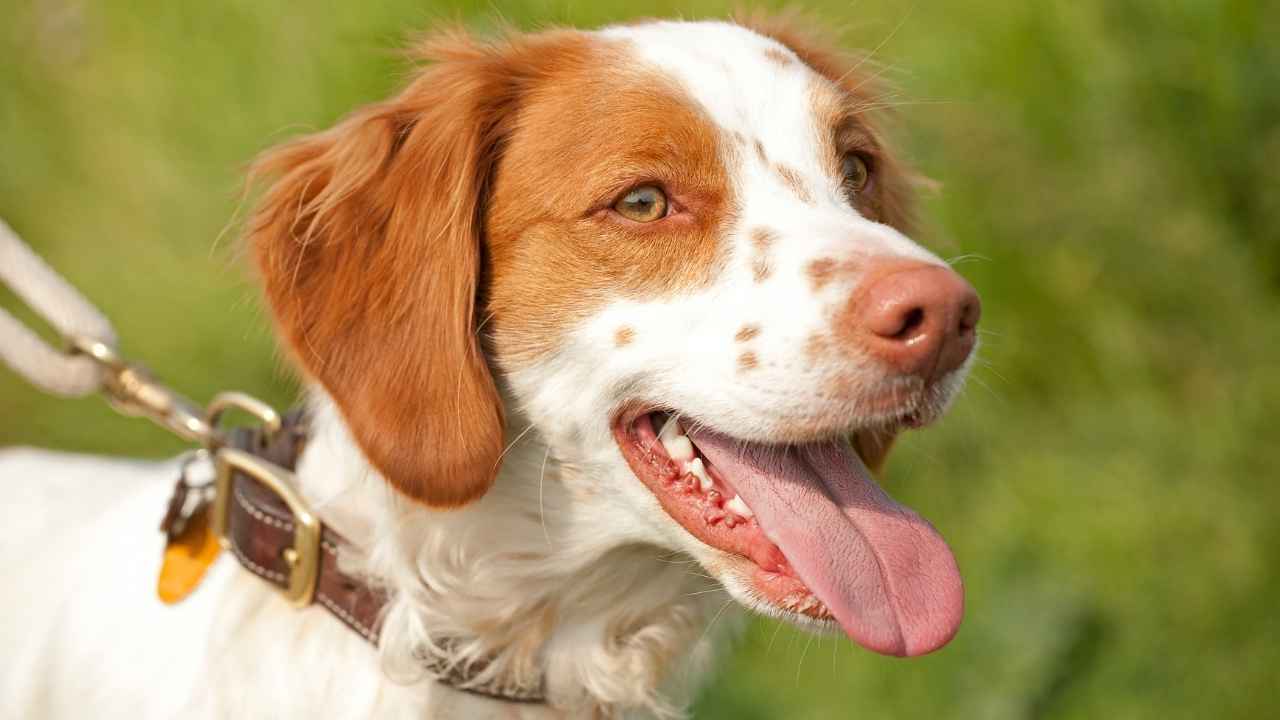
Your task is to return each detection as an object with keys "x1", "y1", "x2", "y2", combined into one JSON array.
[{"x1": 296, "y1": 392, "x2": 734, "y2": 717}]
